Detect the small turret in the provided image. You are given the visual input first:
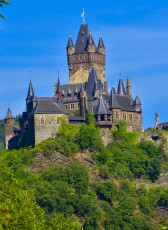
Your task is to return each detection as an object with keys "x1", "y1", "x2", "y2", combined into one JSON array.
[
  {"x1": 134, "y1": 96, "x2": 141, "y2": 111},
  {"x1": 97, "y1": 34, "x2": 105, "y2": 55},
  {"x1": 55, "y1": 77, "x2": 62, "y2": 98},
  {"x1": 5, "y1": 107, "x2": 15, "y2": 150},
  {"x1": 66, "y1": 35, "x2": 75, "y2": 55},
  {"x1": 80, "y1": 83, "x2": 87, "y2": 117},
  {"x1": 126, "y1": 78, "x2": 132, "y2": 98},
  {"x1": 26, "y1": 80, "x2": 34, "y2": 103},
  {"x1": 117, "y1": 78, "x2": 126, "y2": 95},
  {"x1": 87, "y1": 32, "x2": 96, "y2": 53}
]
